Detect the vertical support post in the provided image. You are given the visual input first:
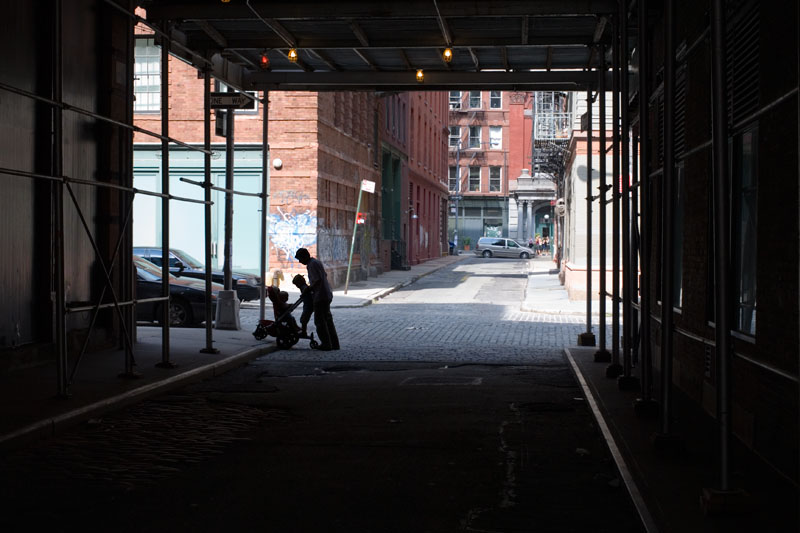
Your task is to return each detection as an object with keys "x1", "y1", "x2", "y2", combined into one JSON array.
[
  {"x1": 586, "y1": 87, "x2": 593, "y2": 336},
  {"x1": 54, "y1": 0, "x2": 68, "y2": 397},
  {"x1": 635, "y1": 0, "x2": 658, "y2": 416},
  {"x1": 609, "y1": 14, "x2": 624, "y2": 377},
  {"x1": 200, "y1": 69, "x2": 218, "y2": 354},
  {"x1": 259, "y1": 92, "x2": 270, "y2": 321},
  {"x1": 157, "y1": 24, "x2": 174, "y2": 368},
  {"x1": 595, "y1": 48, "x2": 611, "y2": 362},
  {"x1": 223, "y1": 97, "x2": 235, "y2": 291},
  {"x1": 657, "y1": 0, "x2": 677, "y2": 440},
  {"x1": 517, "y1": 200, "x2": 524, "y2": 241},
  {"x1": 701, "y1": 0, "x2": 750, "y2": 511},
  {"x1": 345, "y1": 186, "x2": 364, "y2": 294},
  {"x1": 527, "y1": 201, "x2": 533, "y2": 240},
  {"x1": 710, "y1": 0, "x2": 734, "y2": 494},
  {"x1": 619, "y1": 1, "x2": 639, "y2": 389}
]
